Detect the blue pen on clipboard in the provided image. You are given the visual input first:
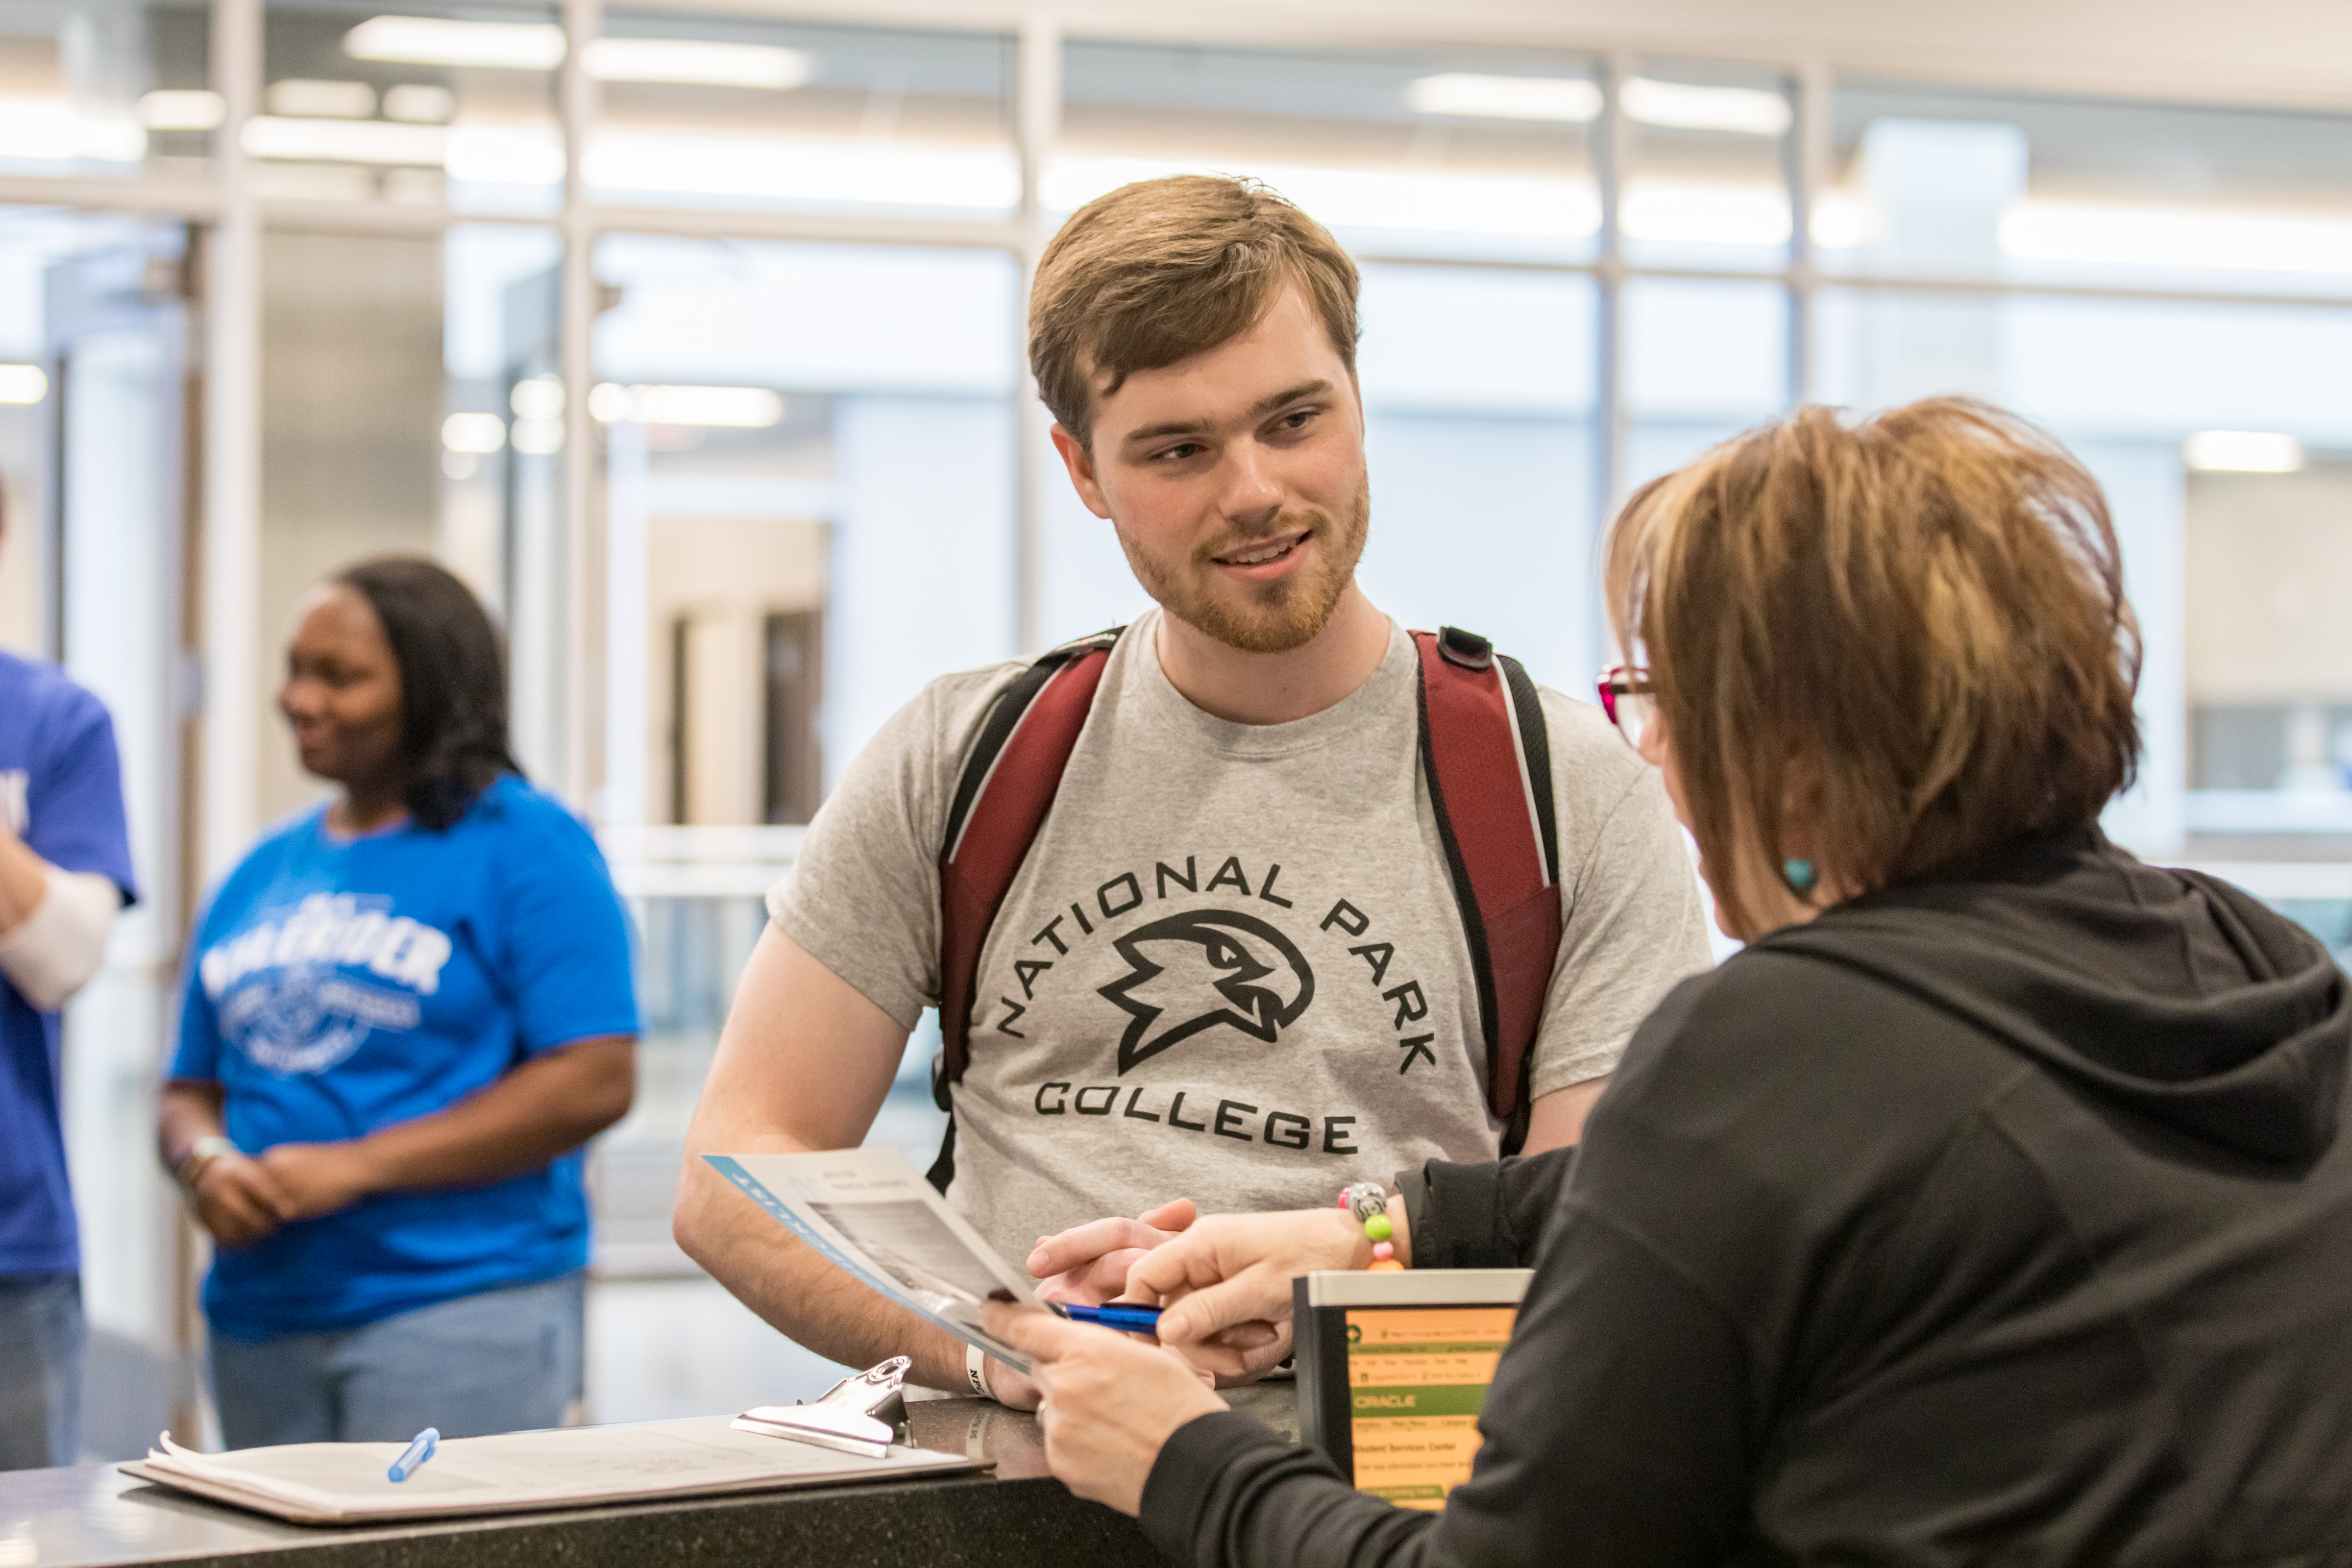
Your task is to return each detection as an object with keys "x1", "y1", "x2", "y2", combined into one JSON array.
[
  {"x1": 387, "y1": 1427, "x2": 439, "y2": 1483},
  {"x1": 1050, "y1": 1301, "x2": 1163, "y2": 1334}
]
